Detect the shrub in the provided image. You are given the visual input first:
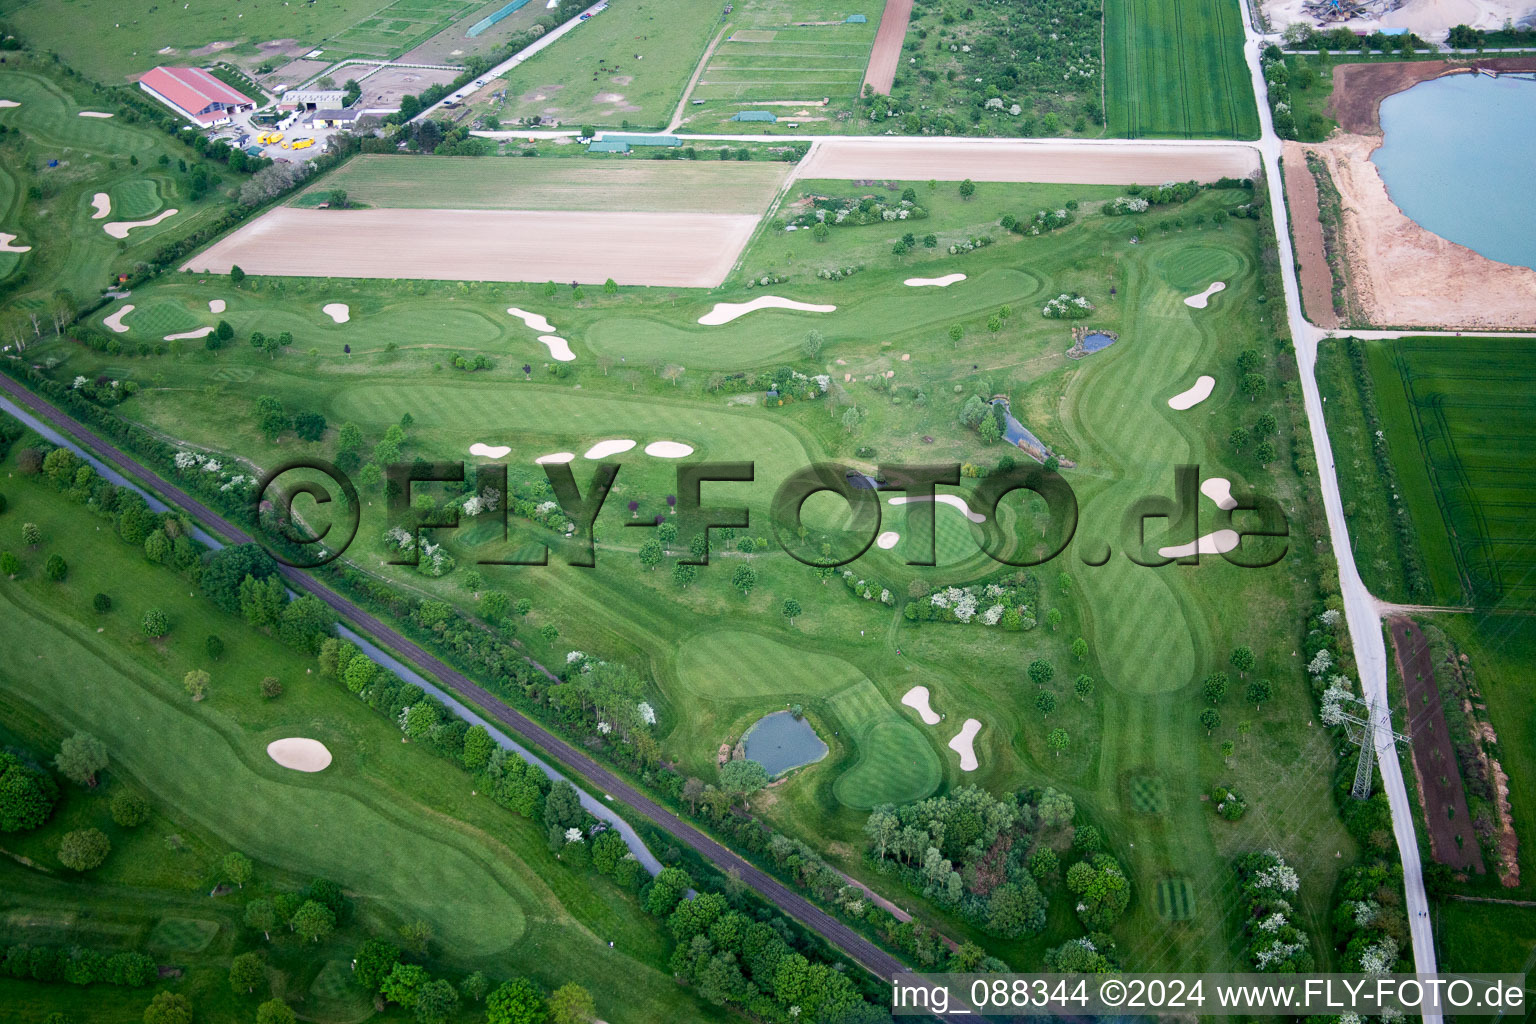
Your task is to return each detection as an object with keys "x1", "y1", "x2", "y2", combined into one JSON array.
[
  {"x1": 141, "y1": 608, "x2": 170, "y2": 638},
  {"x1": 44, "y1": 554, "x2": 67, "y2": 581},
  {"x1": 0, "y1": 751, "x2": 59, "y2": 832},
  {"x1": 111, "y1": 791, "x2": 151, "y2": 827},
  {"x1": 92, "y1": 592, "x2": 112, "y2": 613},
  {"x1": 260, "y1": 676, "x2": 283, "y2": 699},
  {"x1": 57, "y1": 827, "x2": 111, "y2": 871}
]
